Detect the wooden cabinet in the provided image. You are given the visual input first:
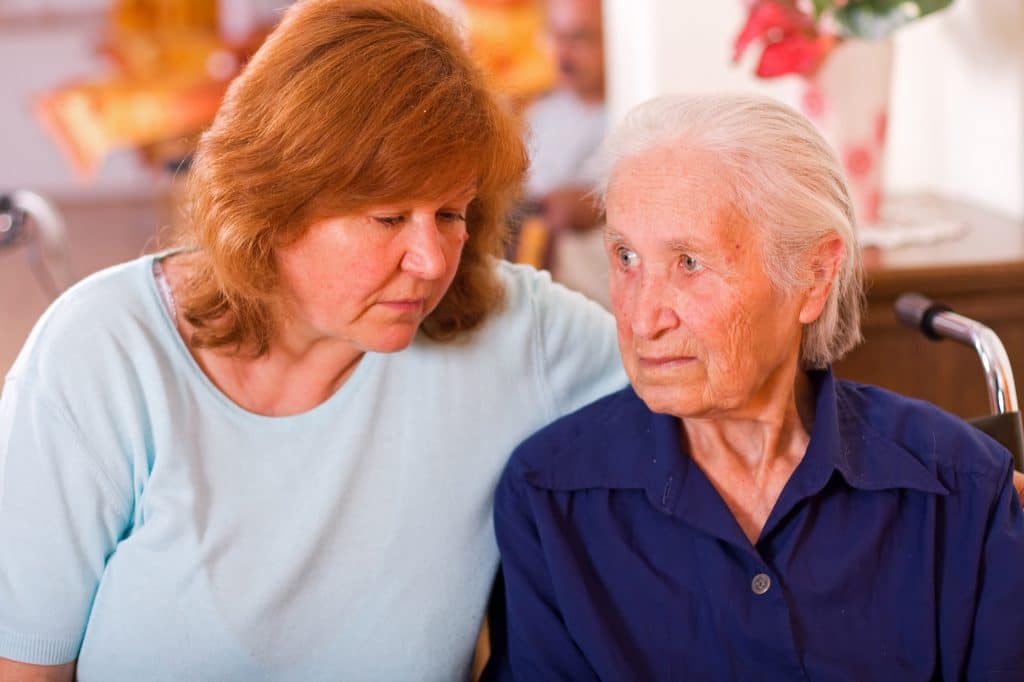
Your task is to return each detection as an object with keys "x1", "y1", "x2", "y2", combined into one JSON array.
[{"x1": 834, "y1": 195, "x2": 1024, "y2": 420}]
